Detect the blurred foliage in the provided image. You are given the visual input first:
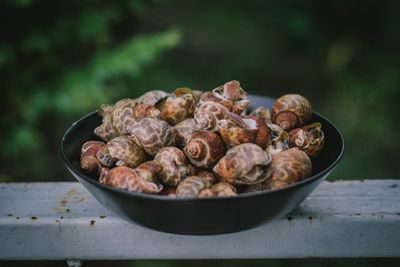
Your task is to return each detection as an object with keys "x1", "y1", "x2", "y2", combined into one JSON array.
[{"x1": 0, "y1": 0, "x2": 399, "y2": 183}]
